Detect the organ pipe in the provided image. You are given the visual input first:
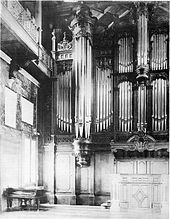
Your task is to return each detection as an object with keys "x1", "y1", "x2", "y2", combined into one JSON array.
[
  {"x1": 56, "y1": 63, "x2": 72, "y2": 133},
  {"x1": 70, "y1": 4, "x2": 95, "y2": 139},
  {"x1": 137, "y1": 83, "x2": 147, "y2": 130},
  {"x1": 151, "y1": 33, "x2": 168, "y2": 70},
  {"x1": 95, "y1": 58, "x2": 112, "y2": 132},
  {"x1": 118, "y1": 36, "x2": 134, "y2": 73},
  {"x1": 136, "y1": 3, "x2": 148, "y2": 131},
  {"x1": 119, "y1": 81, "x2": 133, "y2": 132},
  {"x1": 152, "y1": 78, "x2": 167, "y2": 131}
]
